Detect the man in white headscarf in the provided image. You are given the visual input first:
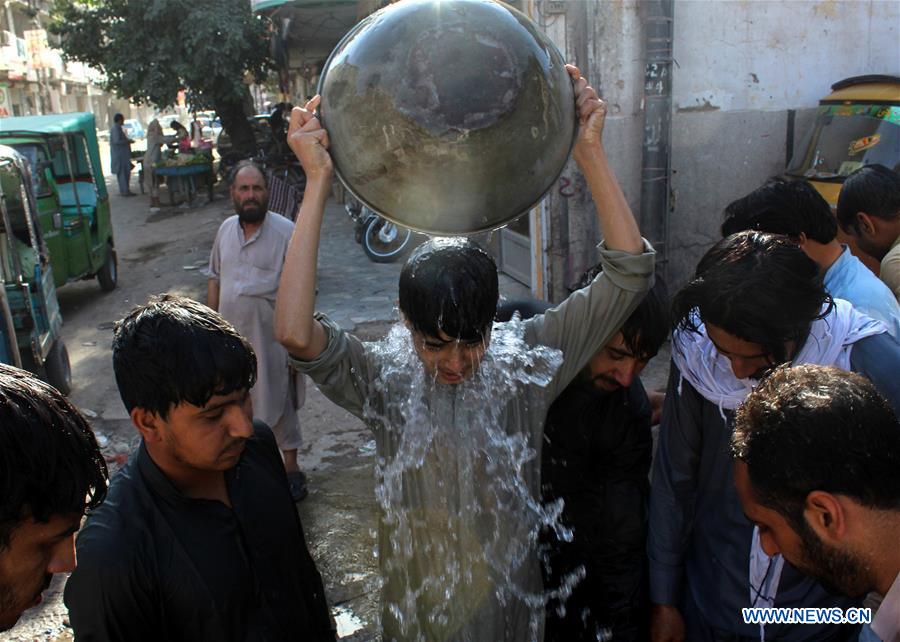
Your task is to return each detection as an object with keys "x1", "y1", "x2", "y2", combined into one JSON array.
[
  {"x1": 648, "y1": 231, "x2": 900, "y2": 642},
  {"x1": 143, "y1": 119, "x2": 167, "y2": 210}
]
